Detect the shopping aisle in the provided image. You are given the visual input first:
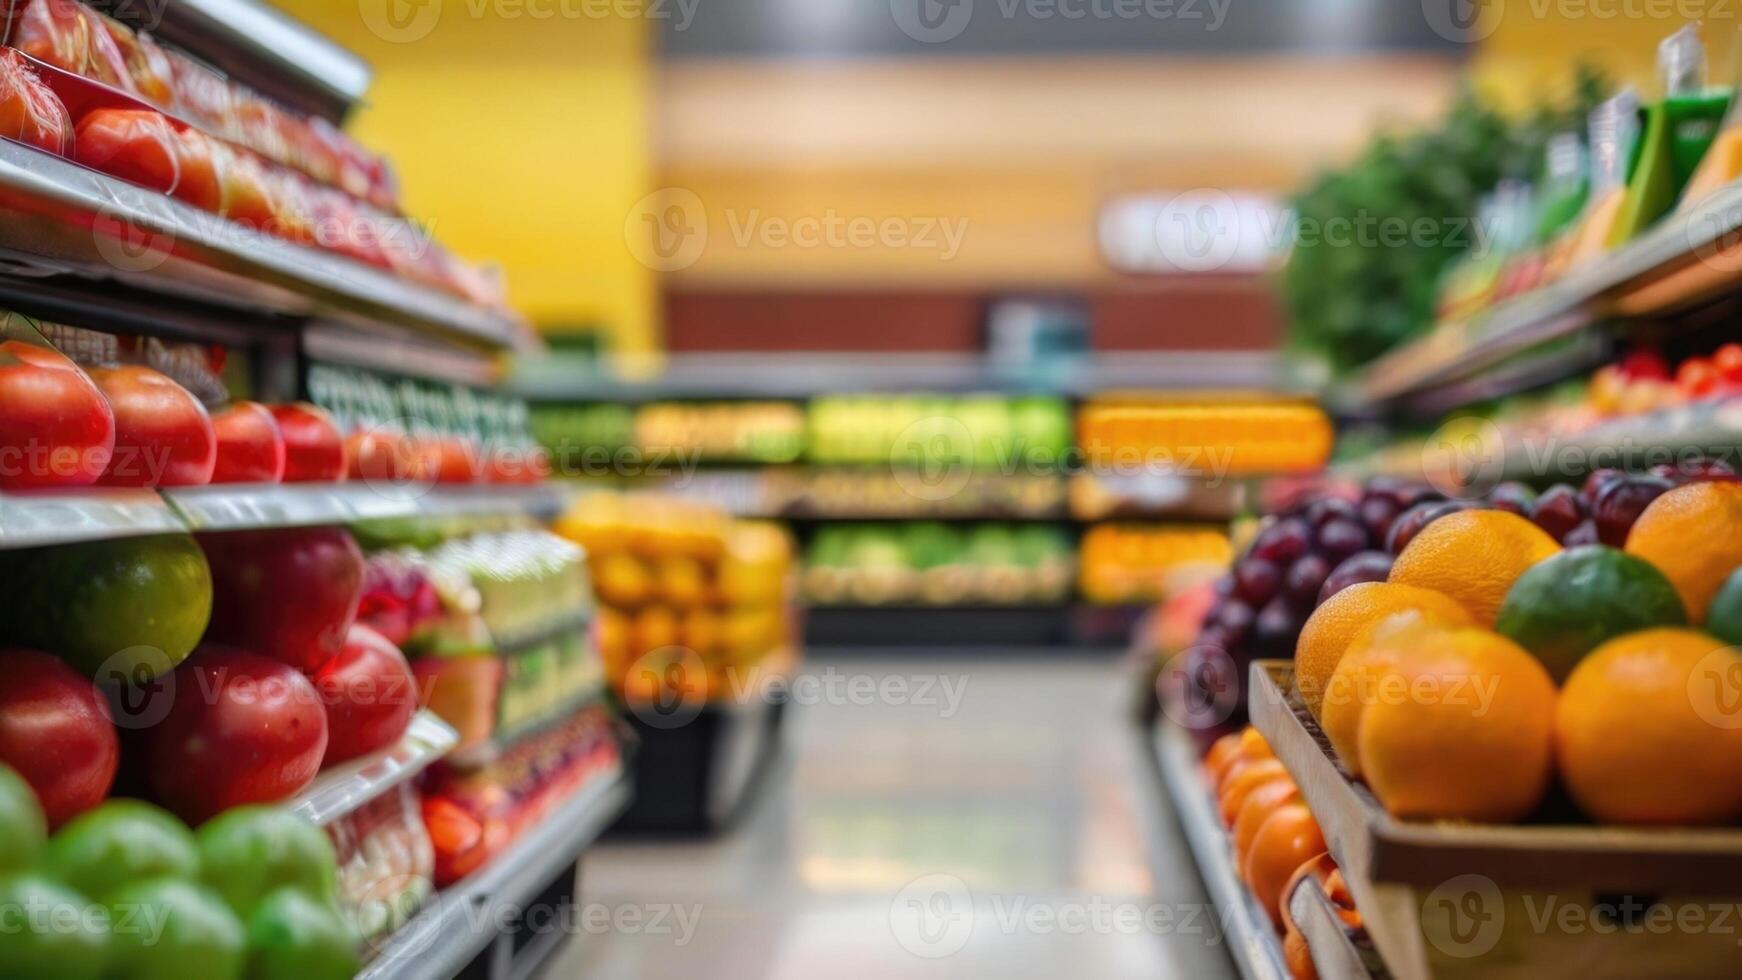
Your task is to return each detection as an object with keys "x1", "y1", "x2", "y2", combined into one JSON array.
[{"x1": 554, "y1": 653, "x2": 1237, "y2": 979}]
